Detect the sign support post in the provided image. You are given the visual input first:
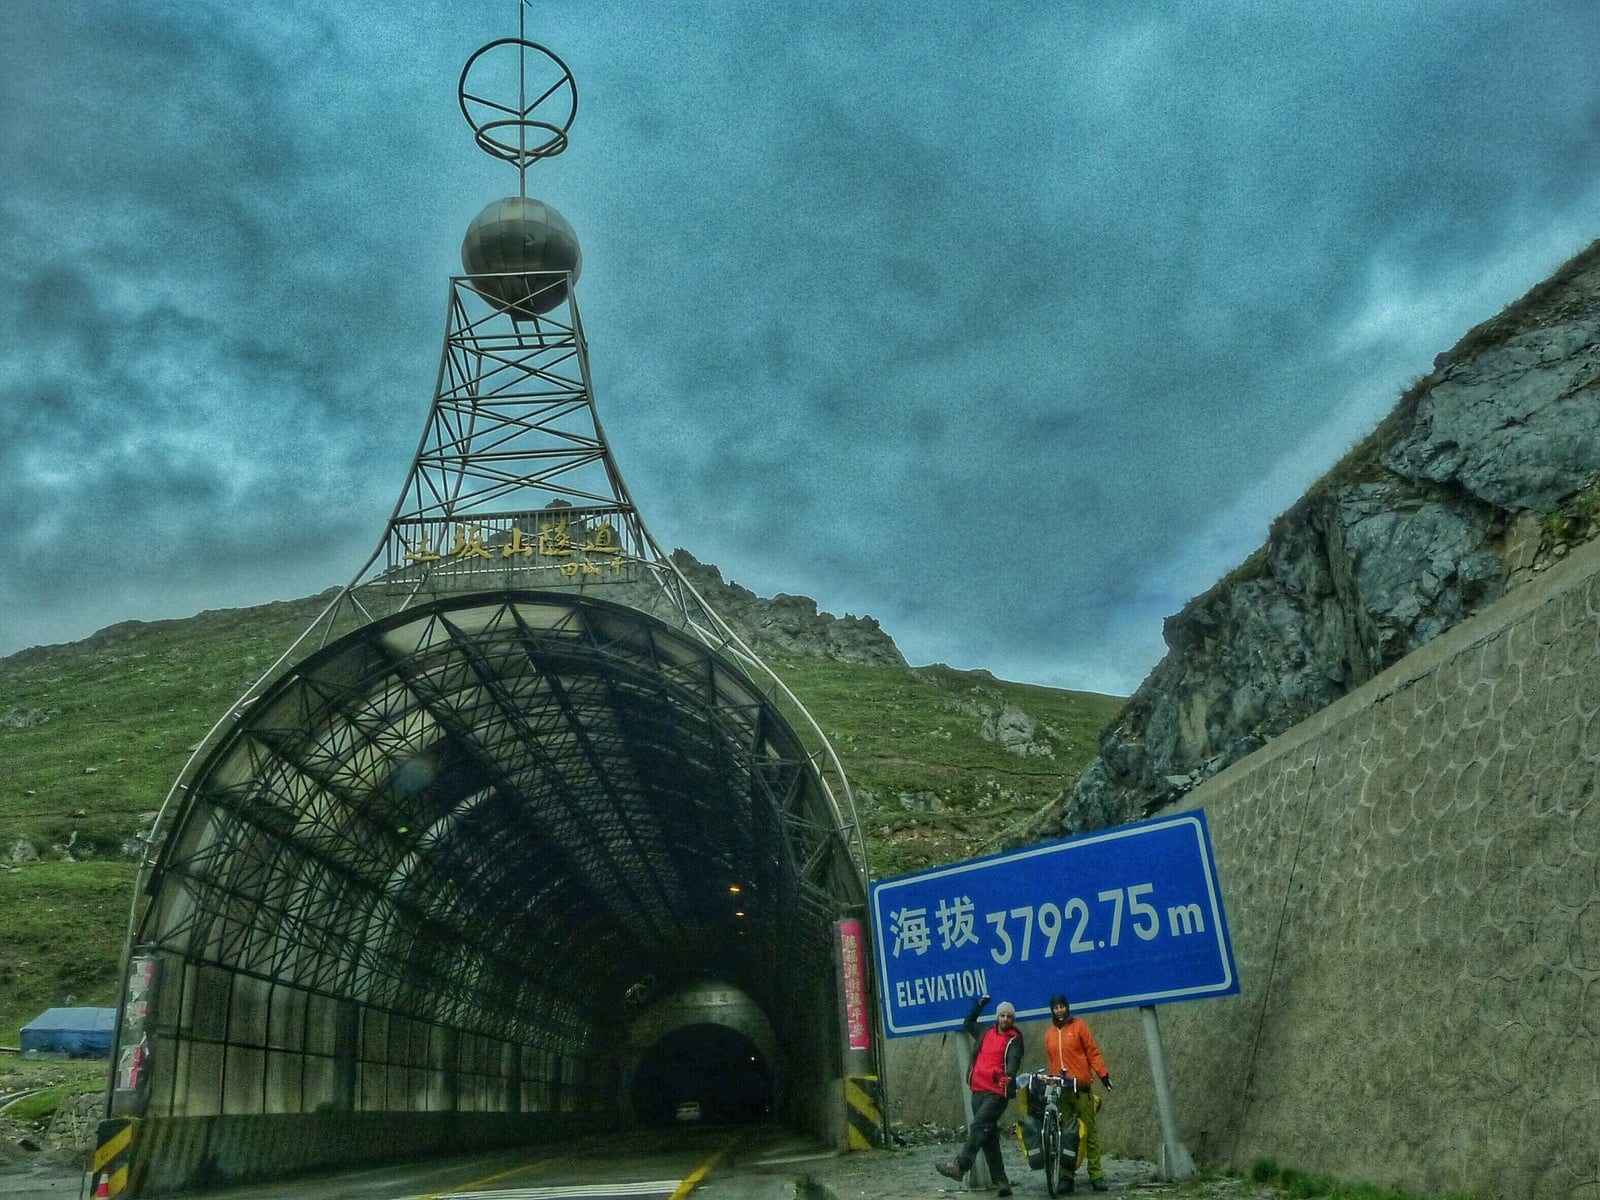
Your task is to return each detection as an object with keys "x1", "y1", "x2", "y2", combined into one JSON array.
[{"x1": 1139, "y1": 1004, "x2": 1196, "y2": 1181}]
